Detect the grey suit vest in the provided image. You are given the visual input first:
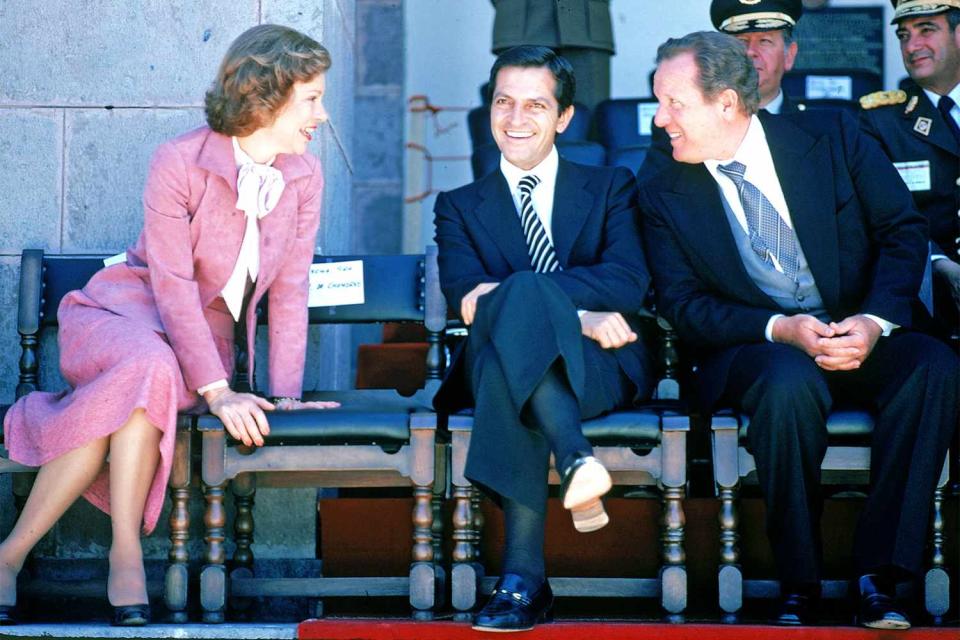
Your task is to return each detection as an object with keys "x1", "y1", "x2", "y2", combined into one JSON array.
[{"x1": 717, "y1": 188, "x2": 828, "y2": 320}]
